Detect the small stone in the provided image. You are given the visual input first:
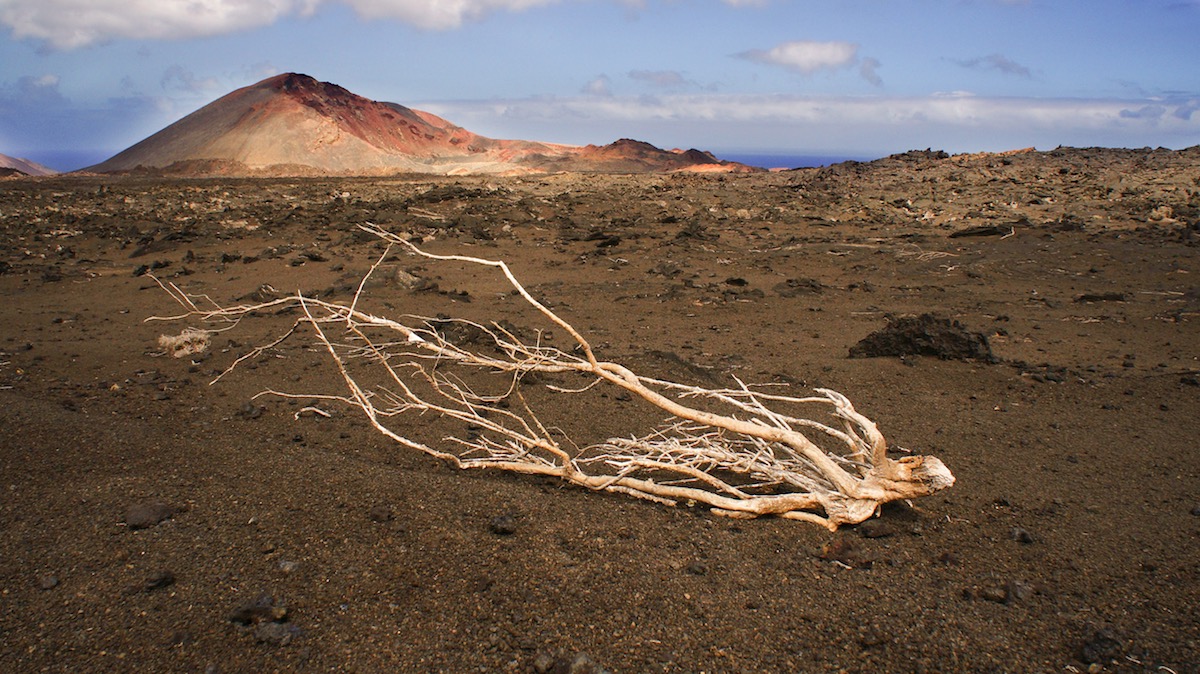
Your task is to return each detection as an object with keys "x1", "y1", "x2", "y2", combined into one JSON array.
[
  {"x1": 533, "y1": 652, "x2": 556, "y2": 674},
  {"x1": 1010, "y1": 526, "x2": 1036, "y2": 544},
  {"x1": 817, "y1": 538, "x2": 873, "y2": 569},
  {"x1": 229, "y1": 594, "x2": 288, "y2": 625},
  {"x1": 38, "y1": 574, "x2": 59, "y2": 590},
  {"x1": 978, "y1": 586, "x2": 1008, "y2": 603},
  {"x1": 125, "y1": 501, "x2": 173, "y2": 529},
  {"x1": 144, "y1": 570, "x2": 176, "y2": 592},
  {"x1": 533, "y1": 652, "x2": 609, "y2": 674},
  {"x1": 1079, "y1": 628, "x2": 1123, "y2": 664},
  {"x1": 1004, "y1": 580, "x2": 1033, "y2": 603},
  {"x1": 685, "y1": 561, "x2": 708, "y2": 576},
  {"x1": 236, "y1": 401, "x2": 263, "y2": 419},
  {"x1": 367, "y1": 505, "x2": 394, "y2": 523},
  {"x1": 857, "y1": 520, "x2": 897, "y2": 539},
  {"x1": 254, "y1": 621, "x2": 301, "y2": 647},
  {"x1": 277, "y1": 560, "x2": 299, "y2": 575},
  {"x1": 1191, "y1": 505, "x2": 1200, "y2": 517},
  {"x1": 489, "y1": 514, "x2": 517, "y2": 536}
]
